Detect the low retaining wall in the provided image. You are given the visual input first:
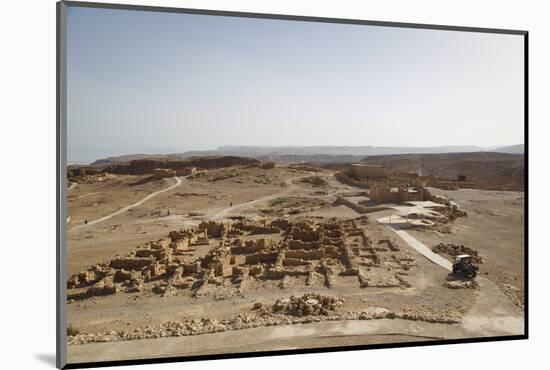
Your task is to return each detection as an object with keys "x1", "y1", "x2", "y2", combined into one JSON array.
[
  {"x1": 333, "y1": 196, "x2": 391, "y2": 214},
  {"x1": 333, "y1": 196, "x2": 369, "y2": 214}
]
